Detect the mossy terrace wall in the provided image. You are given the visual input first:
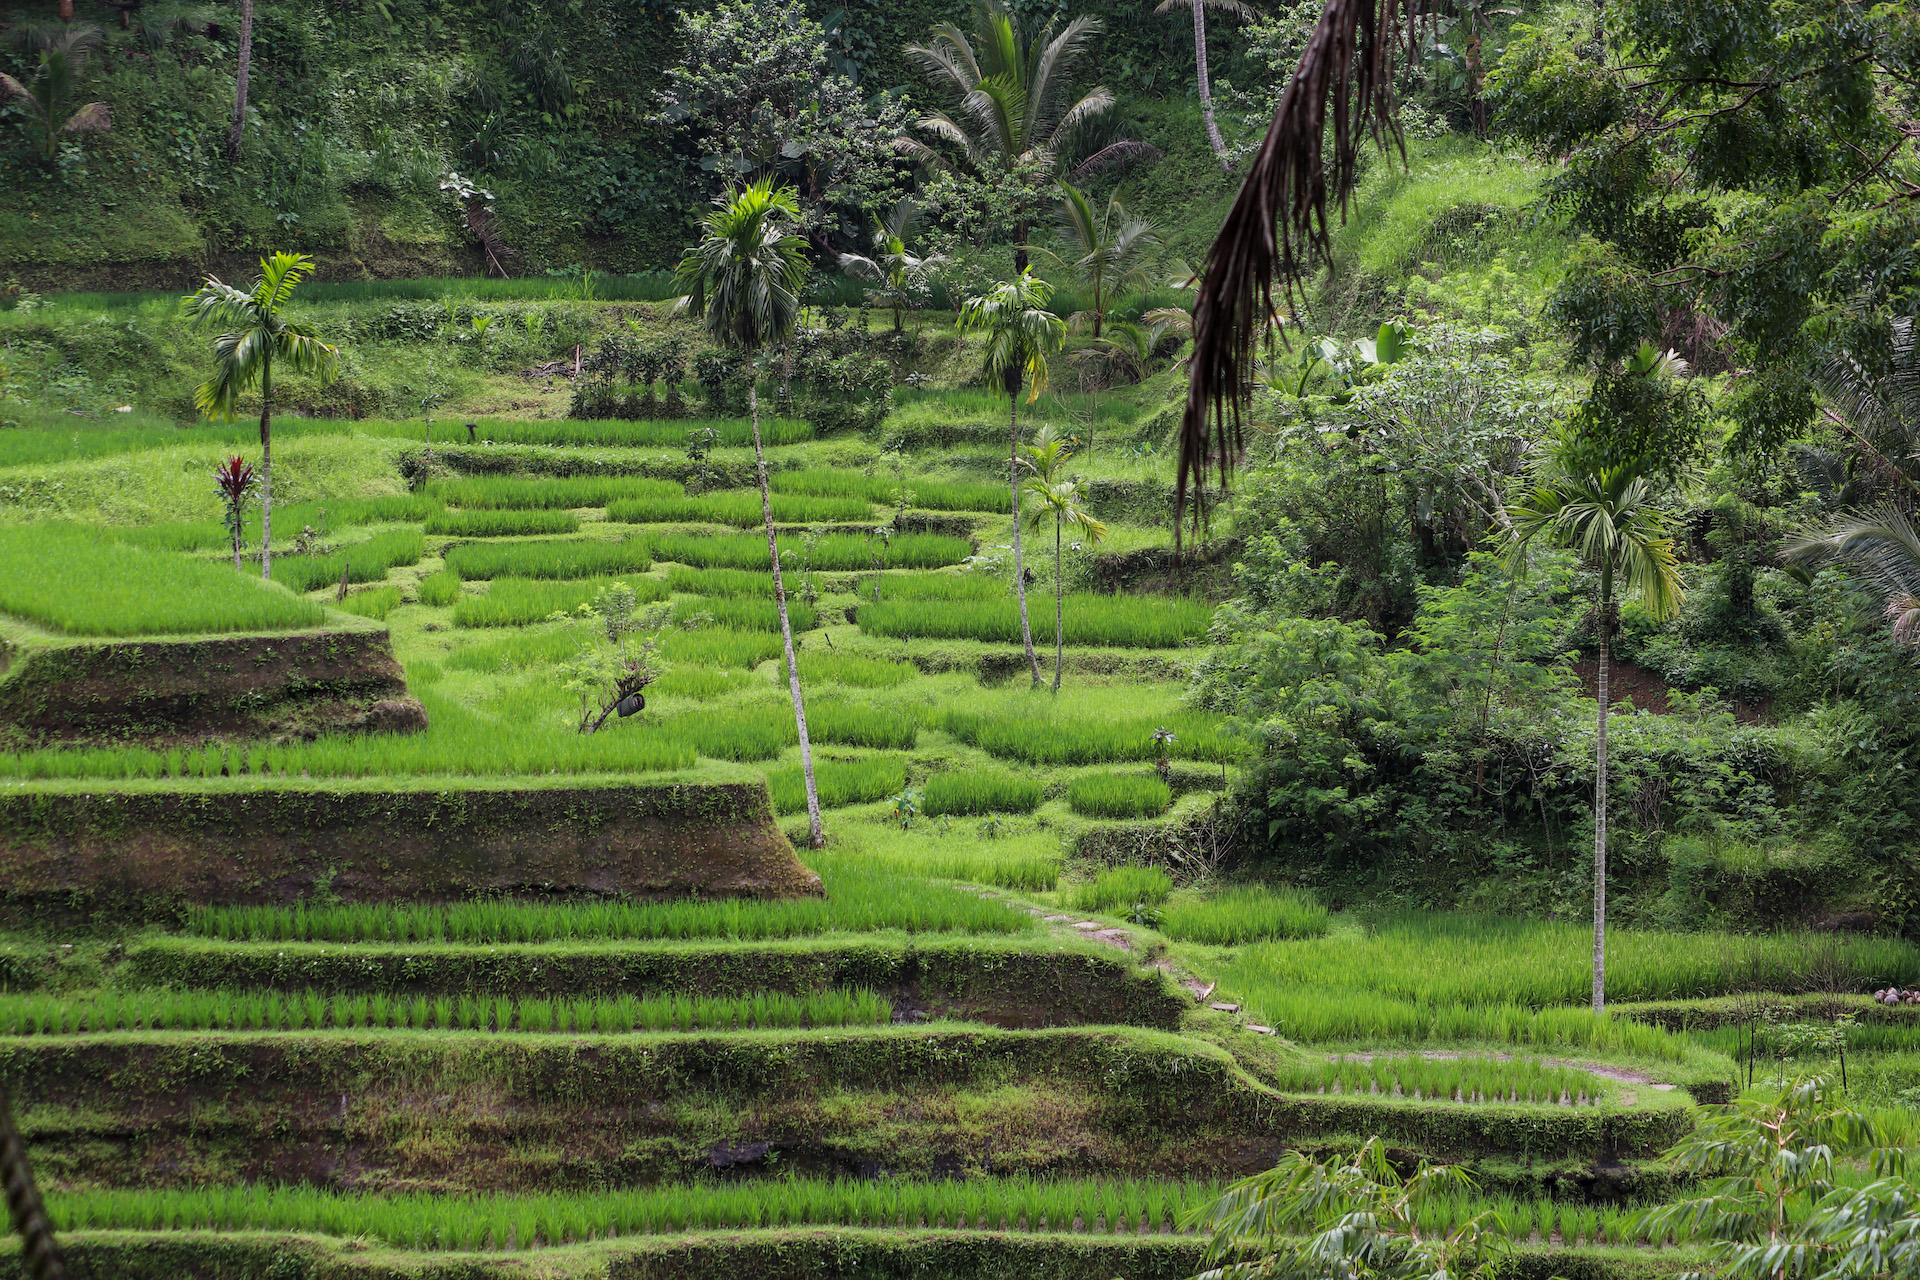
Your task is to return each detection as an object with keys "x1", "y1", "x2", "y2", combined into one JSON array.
[
  {"x1": 0, "y1": 627, "x2": 422, "y2": 747},
  {"x1": 6, "y1": 1027, "x2": 1696, "y2": 1190},
  {"x1": 0, "y1": 780, "x2": 819, "y2": 920}
]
